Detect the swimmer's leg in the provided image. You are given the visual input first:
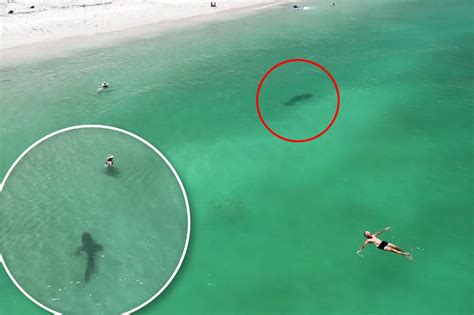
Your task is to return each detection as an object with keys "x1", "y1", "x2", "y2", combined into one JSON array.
[
  {"x1": 388, "y1": 243, "x2": 402, "y2": 251},
  {"x1": 386, "y1": 245, "x2": 410, "y2": 257},
  {"x1": 388, "y1": 243, "x2": 410, "y2": 255}
]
